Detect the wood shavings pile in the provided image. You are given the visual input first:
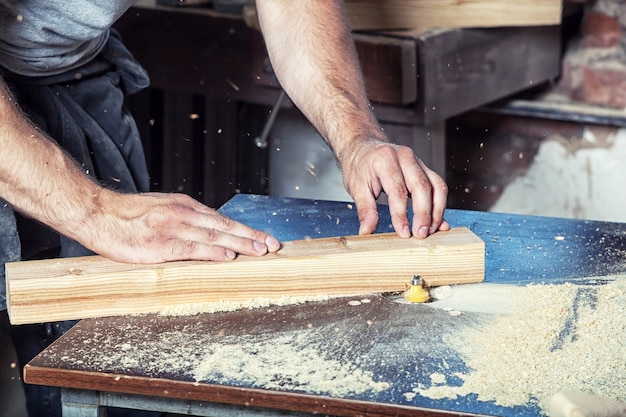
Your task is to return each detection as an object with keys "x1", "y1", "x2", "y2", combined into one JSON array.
[{"x1": 412, "y1": 277, "x2": 626, "y2": 414}]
